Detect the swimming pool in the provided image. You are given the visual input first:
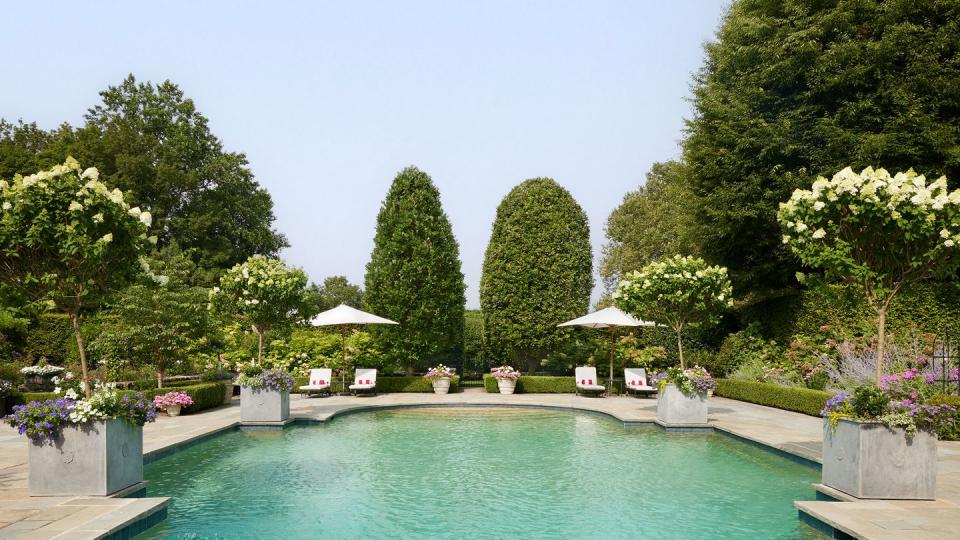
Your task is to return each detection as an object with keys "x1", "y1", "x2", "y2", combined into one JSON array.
[{"x1": 136, "y1": 408, "x2": 822, "y2": 539}]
